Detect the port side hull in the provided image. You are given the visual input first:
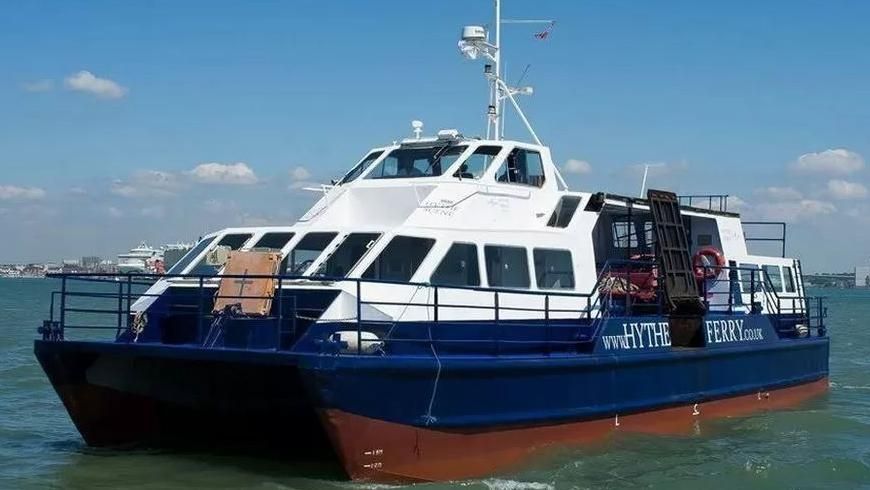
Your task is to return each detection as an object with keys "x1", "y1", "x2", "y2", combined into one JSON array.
[{"x1": 33, "y1": 340, "x2": 334, "y2": 456}]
